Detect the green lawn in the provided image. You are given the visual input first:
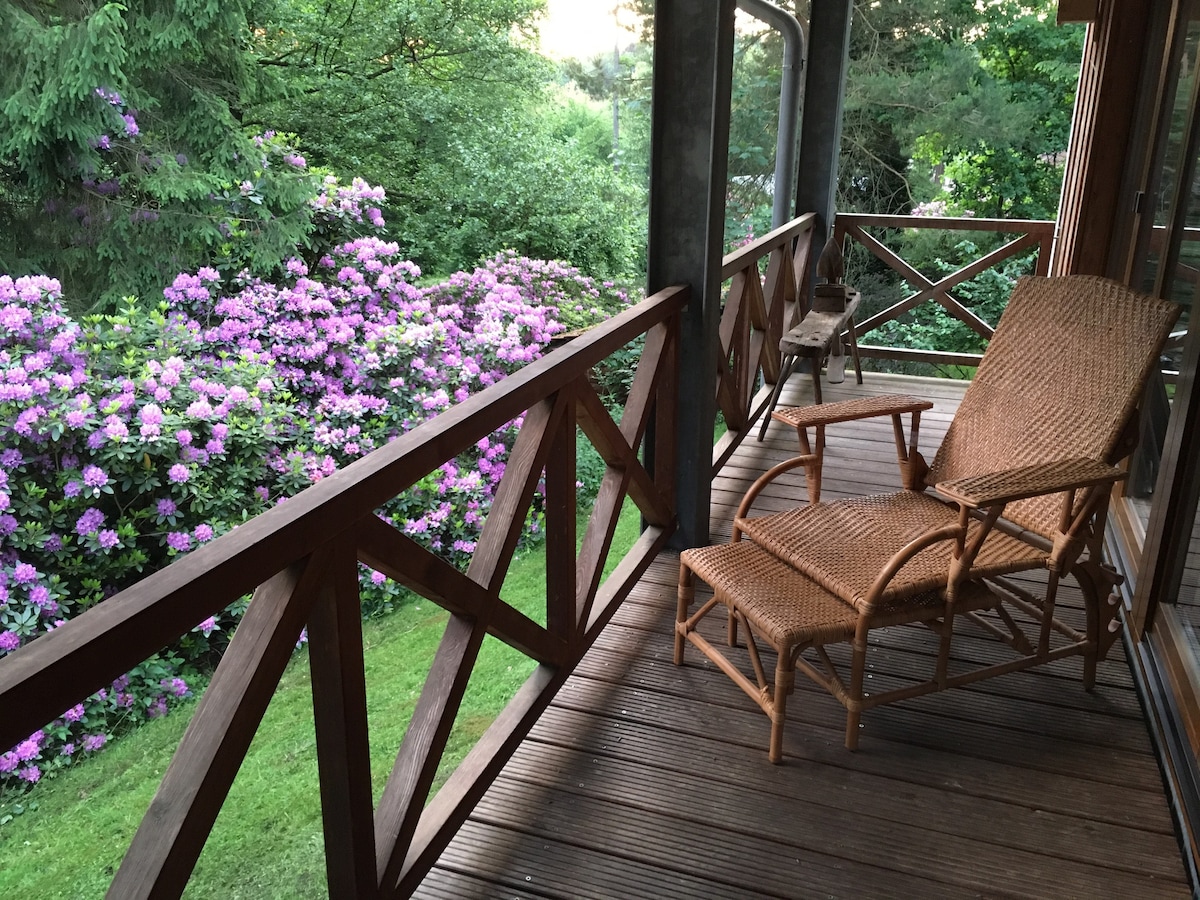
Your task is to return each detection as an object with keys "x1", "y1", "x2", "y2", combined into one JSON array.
[{"x1": 0, "y1": 501, "x2": 642, "y2": 898}]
